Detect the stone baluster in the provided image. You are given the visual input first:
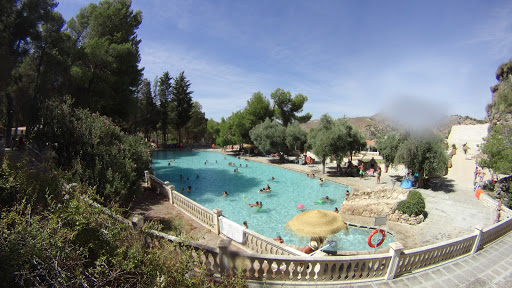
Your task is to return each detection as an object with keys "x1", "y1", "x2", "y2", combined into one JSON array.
[
  {"x1": 385, "y1": 242, "x2": 404, "y2": 280},
  {"x1": 472, "y1": 225, "x2": 483, "y2": 254},
  {"x1": 217, "y1": 239, "x2": 231, "y2": 275}
]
